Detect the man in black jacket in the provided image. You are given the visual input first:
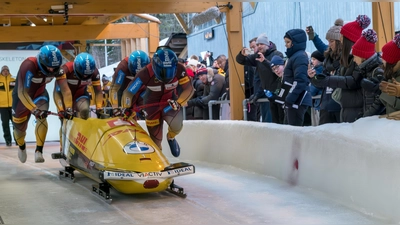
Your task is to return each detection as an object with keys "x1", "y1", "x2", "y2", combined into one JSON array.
[{"x1": 236, "y1": 33, "x2": 284, "y2": 123}]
